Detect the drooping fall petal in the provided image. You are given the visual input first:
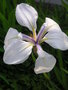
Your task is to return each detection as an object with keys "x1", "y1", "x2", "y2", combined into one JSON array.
[
  {"x1": 4, "y1": 28, "x2": 22, "y2": 50},
  {"x1": 45, "y1": 17, "x2": 61, "y2": 32},
  {"x1": 44, "y1": 31, "x2": 68, "y2": 50},
  {"x1": 3, "y1": 40, "x2": 33, "y2": 64},
  {"x1": 34, "y1": 45, "x2": 56, "y2": 74}
]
